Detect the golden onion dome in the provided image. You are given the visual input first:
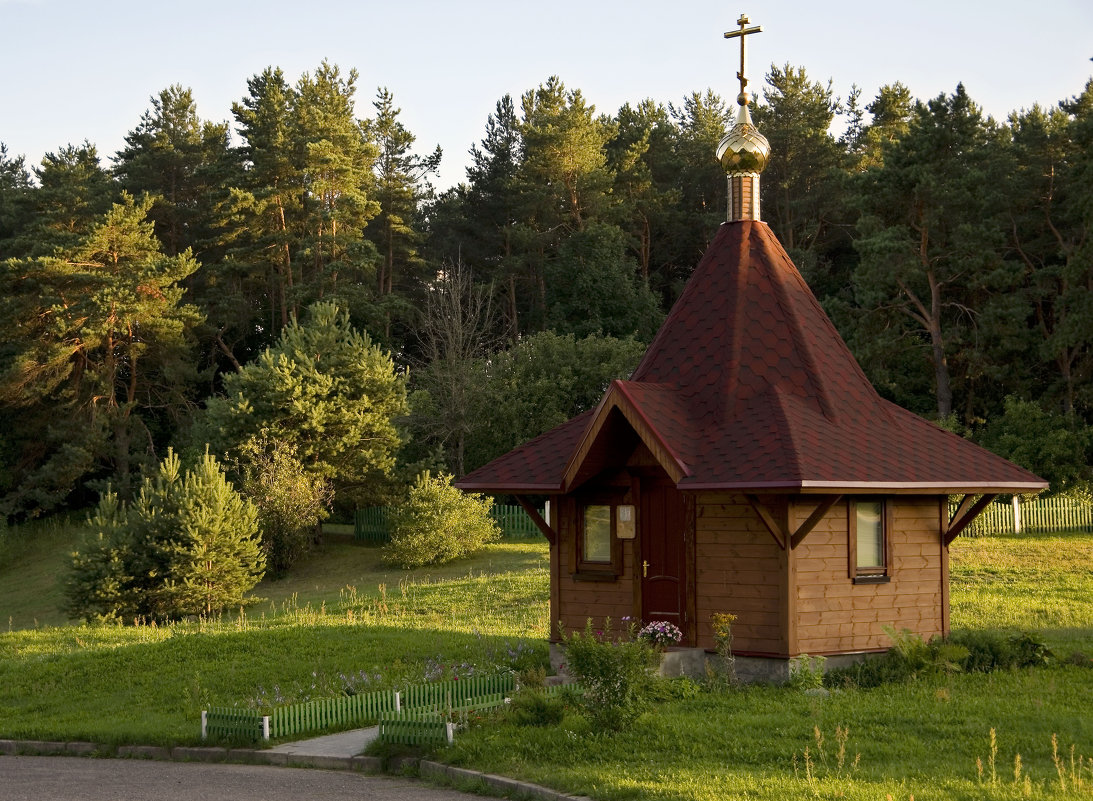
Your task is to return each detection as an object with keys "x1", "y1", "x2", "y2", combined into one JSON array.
[{"x1": 716, "y1": 100, "x2": 771, "y2": 175}]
